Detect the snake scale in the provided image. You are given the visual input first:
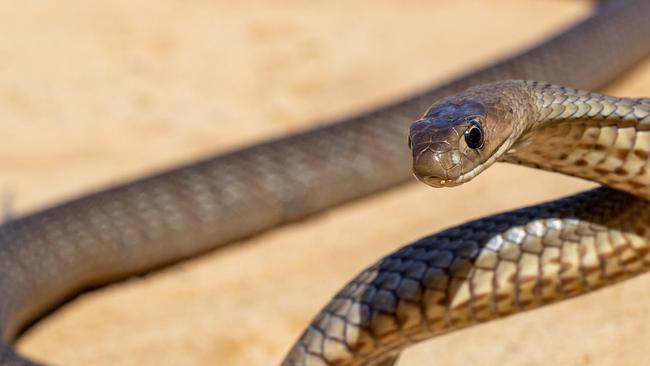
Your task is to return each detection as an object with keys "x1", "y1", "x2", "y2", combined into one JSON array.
[{"x1": 3, "y1": 0, "x2": 650, "y2": 365}]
